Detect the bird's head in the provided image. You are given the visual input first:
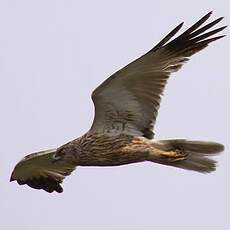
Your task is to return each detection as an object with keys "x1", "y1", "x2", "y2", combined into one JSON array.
[{"x1": 52, "y1": 143, "x2": 79, "y2": 164}]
